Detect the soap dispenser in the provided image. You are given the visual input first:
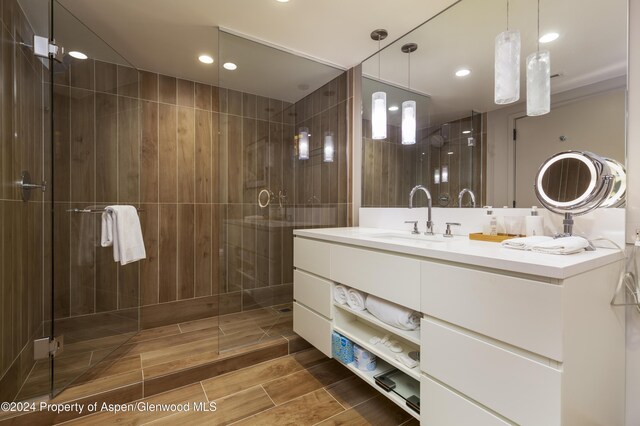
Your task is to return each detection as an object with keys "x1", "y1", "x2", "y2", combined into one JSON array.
[{"x1": 525, "y1": 206, "x2": 545, "y2": 236}]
